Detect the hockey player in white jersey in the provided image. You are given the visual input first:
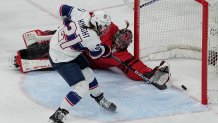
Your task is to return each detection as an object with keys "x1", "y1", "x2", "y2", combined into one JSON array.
[{"x1": 48, "y1": 4, "x2": 116, "y2": 123}]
